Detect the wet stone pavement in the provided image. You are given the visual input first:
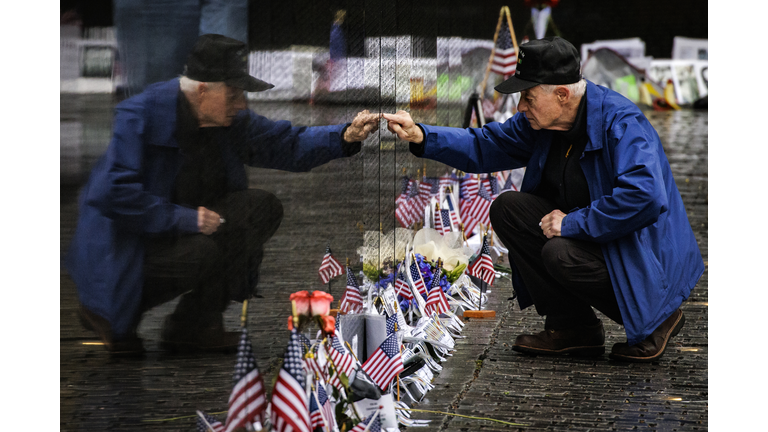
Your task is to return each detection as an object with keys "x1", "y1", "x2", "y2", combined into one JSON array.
[{"x1": 60, "y1": 95, "x2": 708, "y2": 431}]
